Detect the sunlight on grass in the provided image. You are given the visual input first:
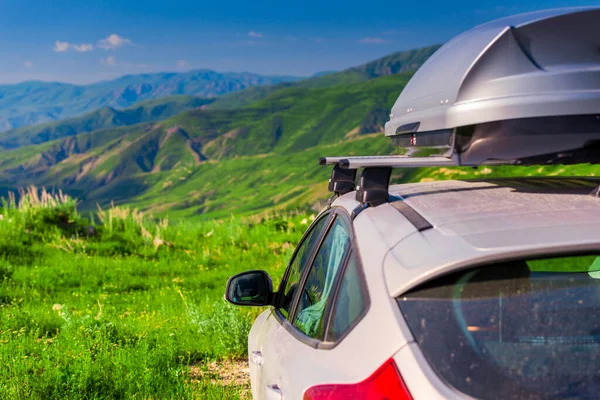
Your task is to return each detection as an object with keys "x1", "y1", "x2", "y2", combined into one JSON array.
[{"x1": 0, "y1": 186, "x2": 309, "y2": 399}]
